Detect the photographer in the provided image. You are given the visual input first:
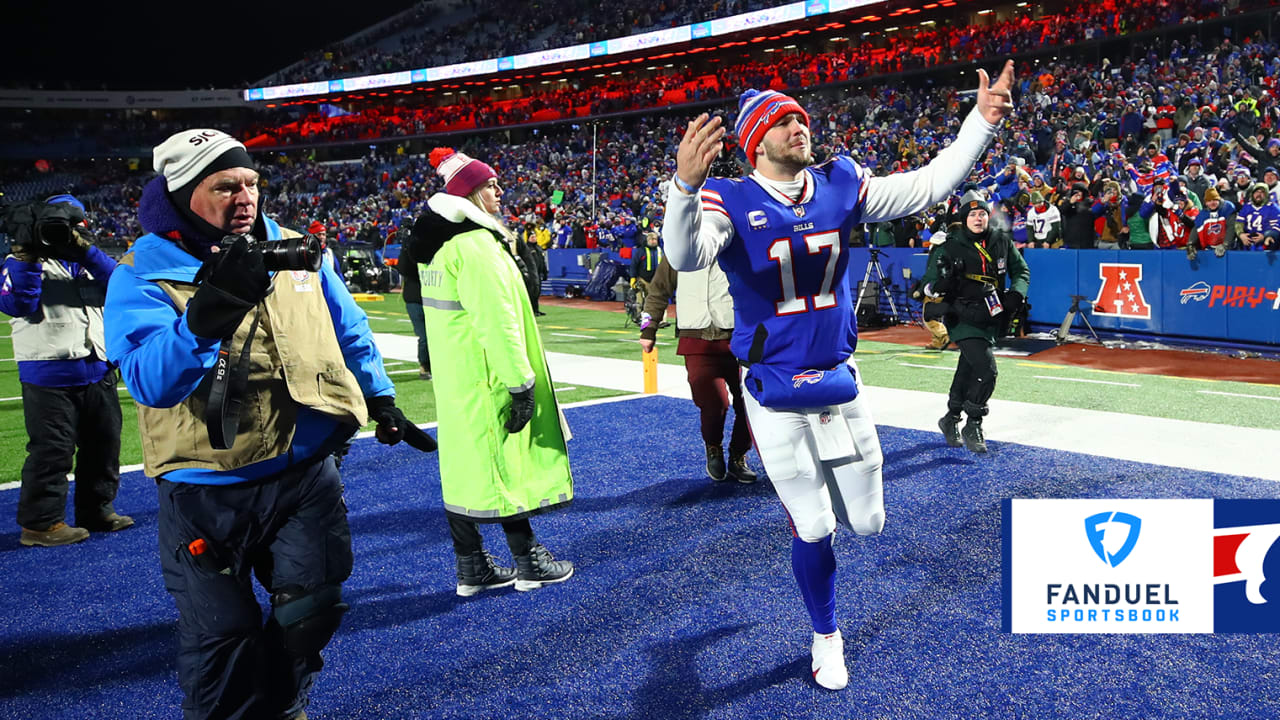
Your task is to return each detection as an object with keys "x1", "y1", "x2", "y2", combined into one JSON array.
[
  {"x1": 1, "y1": 195, "x2": 131, "y2": 547},
  {"x1": 922, "y1": 192, "x2": 1030, "y2": 454},
  {"x1": 103, "y1": 129, "x2": 433, "y2": 720}
]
